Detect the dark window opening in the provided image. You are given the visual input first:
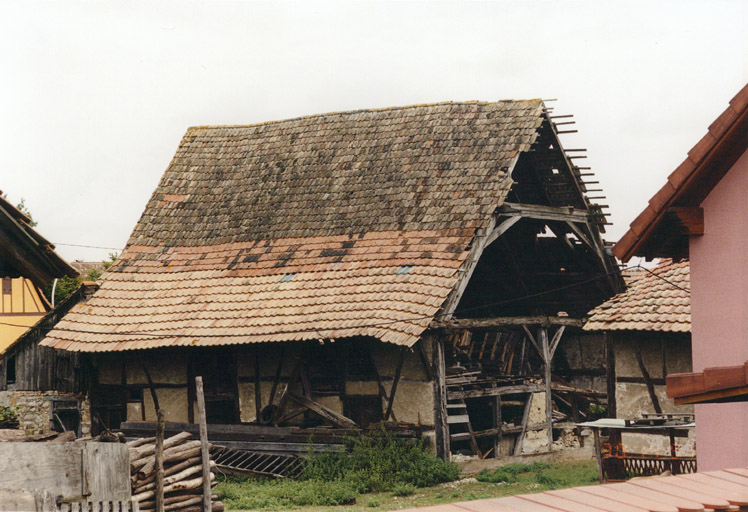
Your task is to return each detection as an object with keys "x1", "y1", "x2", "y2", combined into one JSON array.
[{"x1": 6, "y1": 355, "x2": 16, "y2": 385}]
